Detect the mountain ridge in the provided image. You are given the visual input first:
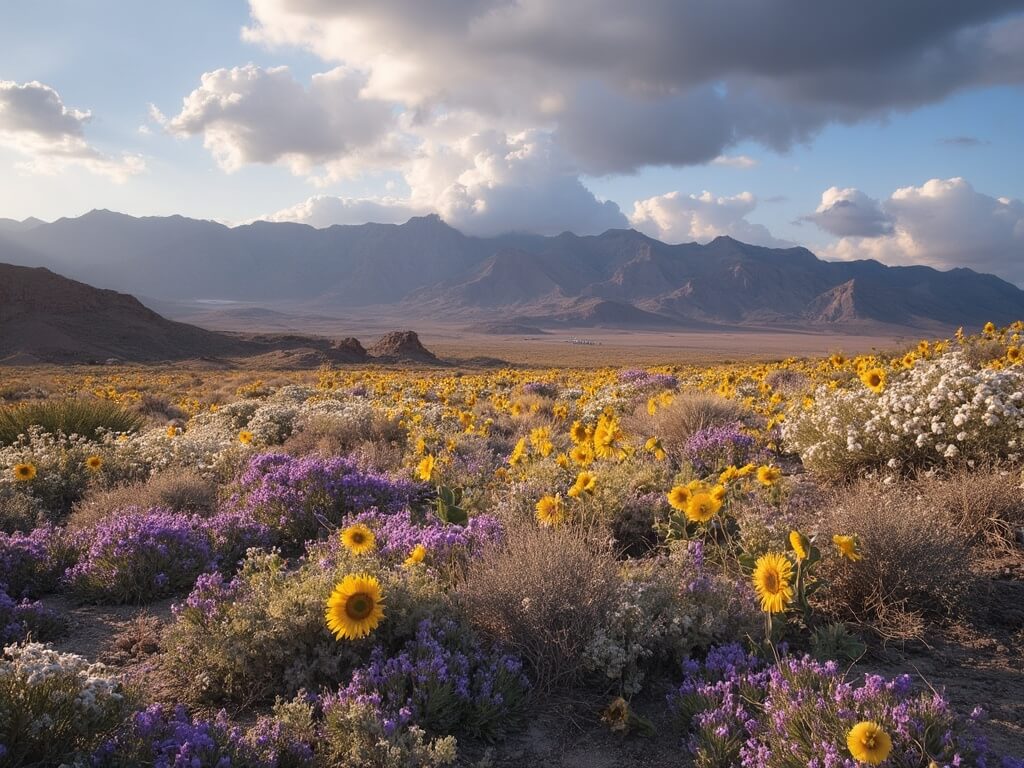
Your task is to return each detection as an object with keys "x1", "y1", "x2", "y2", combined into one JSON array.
[{"x1": 1, "y1": 211, "x2": 1022, "y2": 331}]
